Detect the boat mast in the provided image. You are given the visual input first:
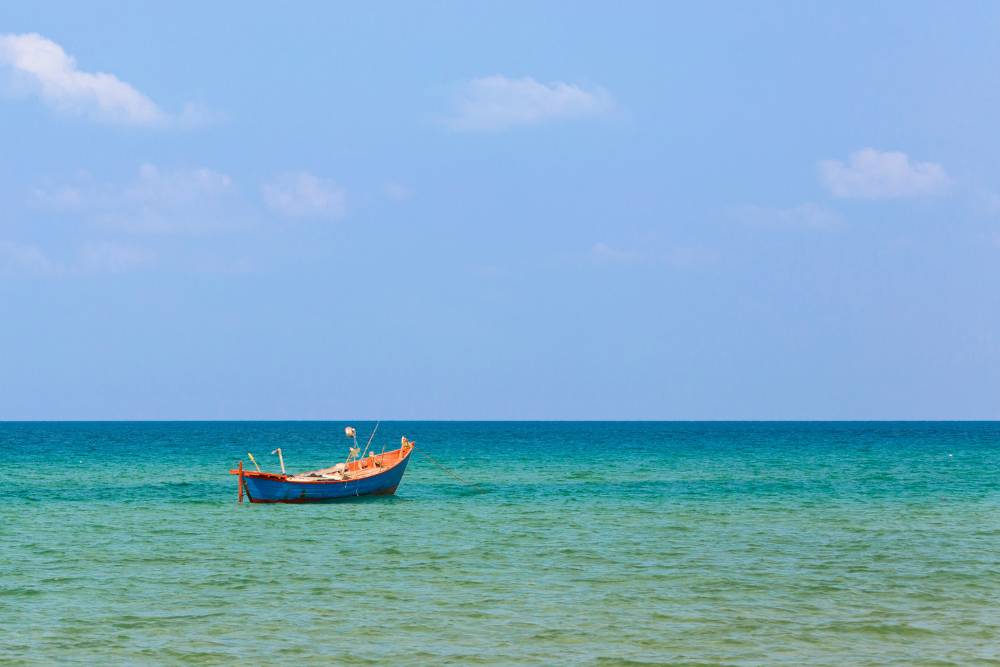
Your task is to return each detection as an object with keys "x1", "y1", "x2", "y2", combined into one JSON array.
[
  {"x1": 360, "y1": 421, "x2": 380, "y2": 459},
  {"x1": 270, "y1": 448, "x2": 286, "y2": 475}
]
